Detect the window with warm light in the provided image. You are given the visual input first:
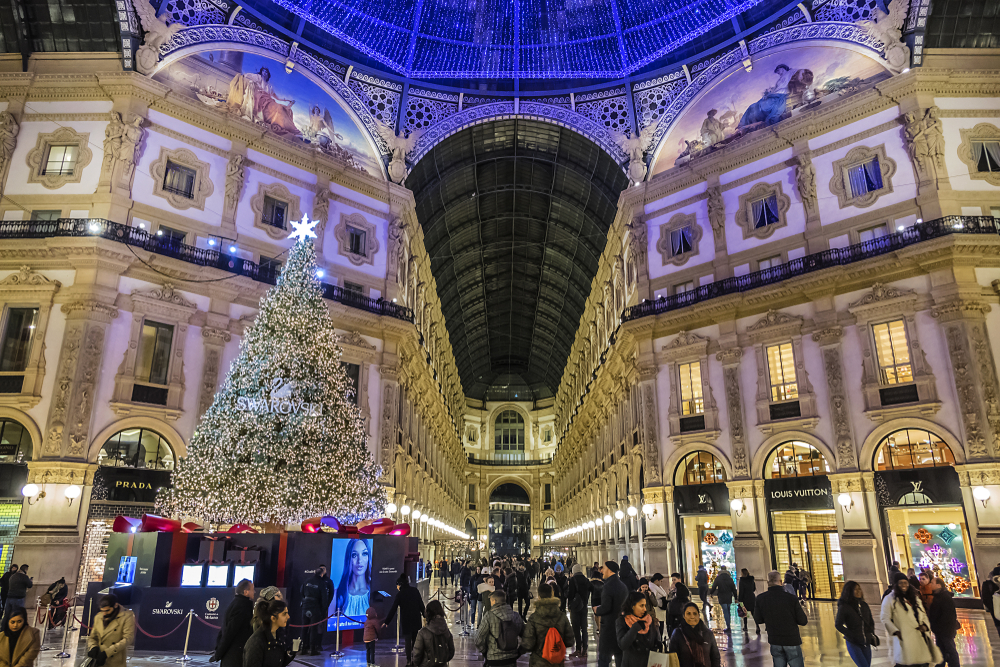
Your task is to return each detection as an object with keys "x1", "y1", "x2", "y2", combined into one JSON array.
[
  {"x1": 98, "y1": 428, "x2": 174, "y2": 470},
  {"x1": 872, "y1": 320, "x2": 913, "y2": 385},
  {"x1": 678, "y1": 361, "x2": 704, "y2": 415},
  {"x1": 766, "y1": 342, "x2": 798, "y2": 402},
  {"x1": 874, "y1": 429, "x2": 955, "y2": 470},
  {"x1": 675, "y1": 451, "x2": 726, "y2": 485},
  {"x1": 767, "y1": 441, "x2": 830, "y2": 478}
]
